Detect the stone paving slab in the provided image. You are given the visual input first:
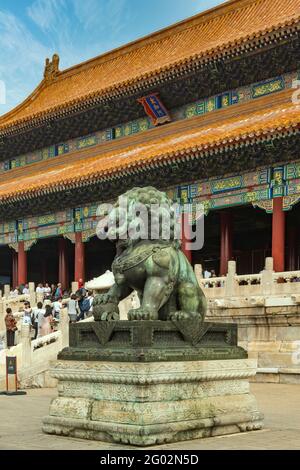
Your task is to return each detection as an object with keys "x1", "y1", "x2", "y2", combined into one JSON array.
[{"x1": 0, "y1": 384, "x2": 299, "y2": 450}]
